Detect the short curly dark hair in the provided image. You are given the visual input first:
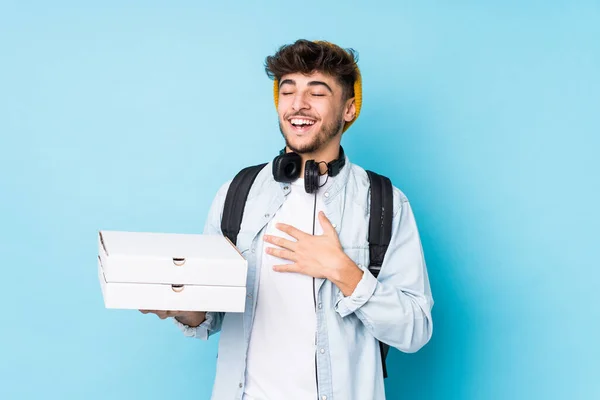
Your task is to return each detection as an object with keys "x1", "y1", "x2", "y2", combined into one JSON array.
[{"x1": 265, "y1": 39, "x2": 359, "y2": 100}]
